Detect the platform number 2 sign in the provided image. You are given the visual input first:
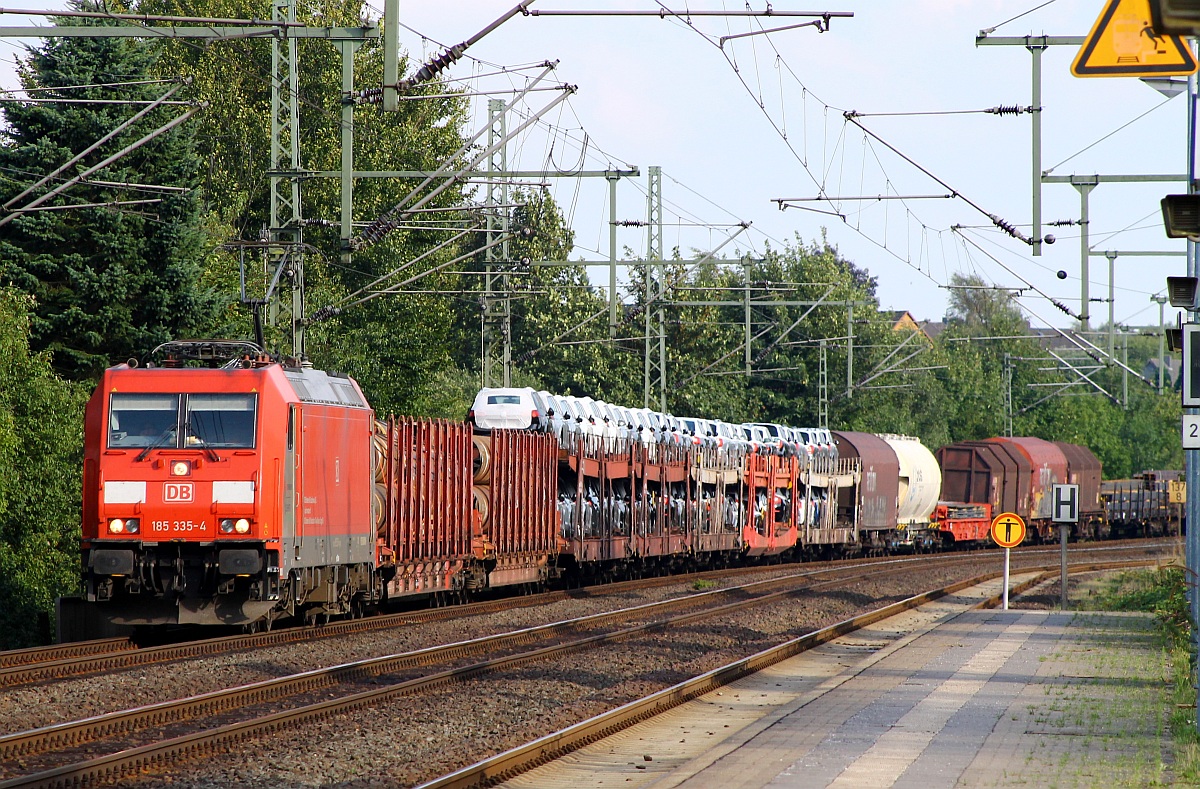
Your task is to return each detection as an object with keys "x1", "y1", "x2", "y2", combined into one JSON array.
[{"x1": 1183, "y1": 415, "x2": 1200, "y2": 450}]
